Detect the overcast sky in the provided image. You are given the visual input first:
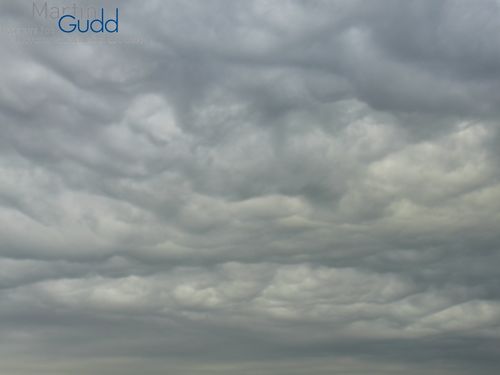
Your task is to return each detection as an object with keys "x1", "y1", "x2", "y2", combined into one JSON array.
[{"x1": 1, "y1": 0, "x2": 500, "y2": 374}]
